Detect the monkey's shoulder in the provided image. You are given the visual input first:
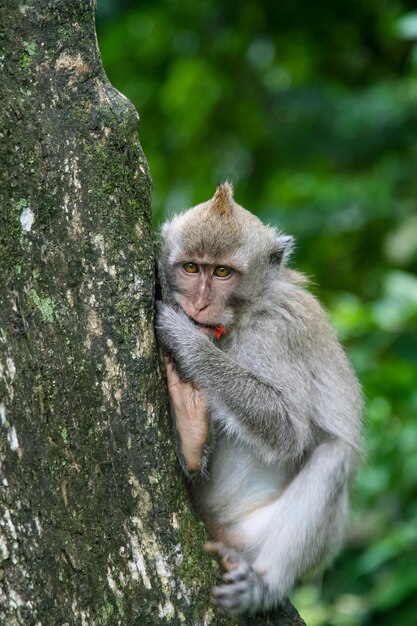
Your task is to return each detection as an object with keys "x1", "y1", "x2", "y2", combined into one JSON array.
[
  {"x1": 225, "y1": 279, "x2": 345, "y2": 375},
  {"x1": 243, "y1": 278, "x2": 333, "y2": 338}
]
